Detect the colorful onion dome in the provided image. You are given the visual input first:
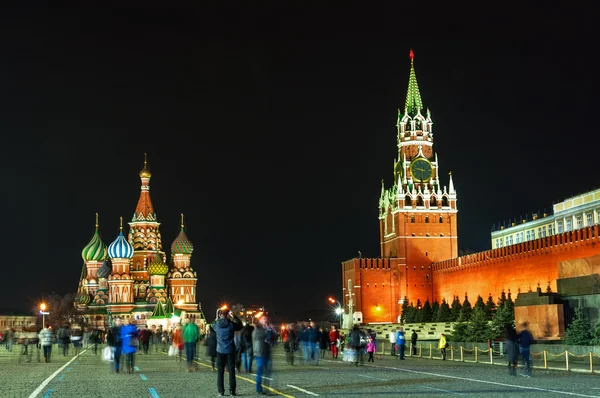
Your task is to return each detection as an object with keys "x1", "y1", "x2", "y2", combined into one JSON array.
[
  {"x1": 171, "y1": 214, "x2": 194, "y2": 255},
  {"x1": 147, "y1": 253, "x2": 169, "y2": 276},
  {"x1": 98, "y1": 259, "x2": 112, "y2": 278},
  {"x1": 139, "y1": 153, "x2": 151, "y2": 178},
  {"x1": 108, "y1": 217, "x2": 134, "y2": 259},
  {"x1": 81, "y1": 213, "x2": 107, "y2": 262},
  {"x1": 75, "y1": 291, "x2": 91, "y2": 305}
]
